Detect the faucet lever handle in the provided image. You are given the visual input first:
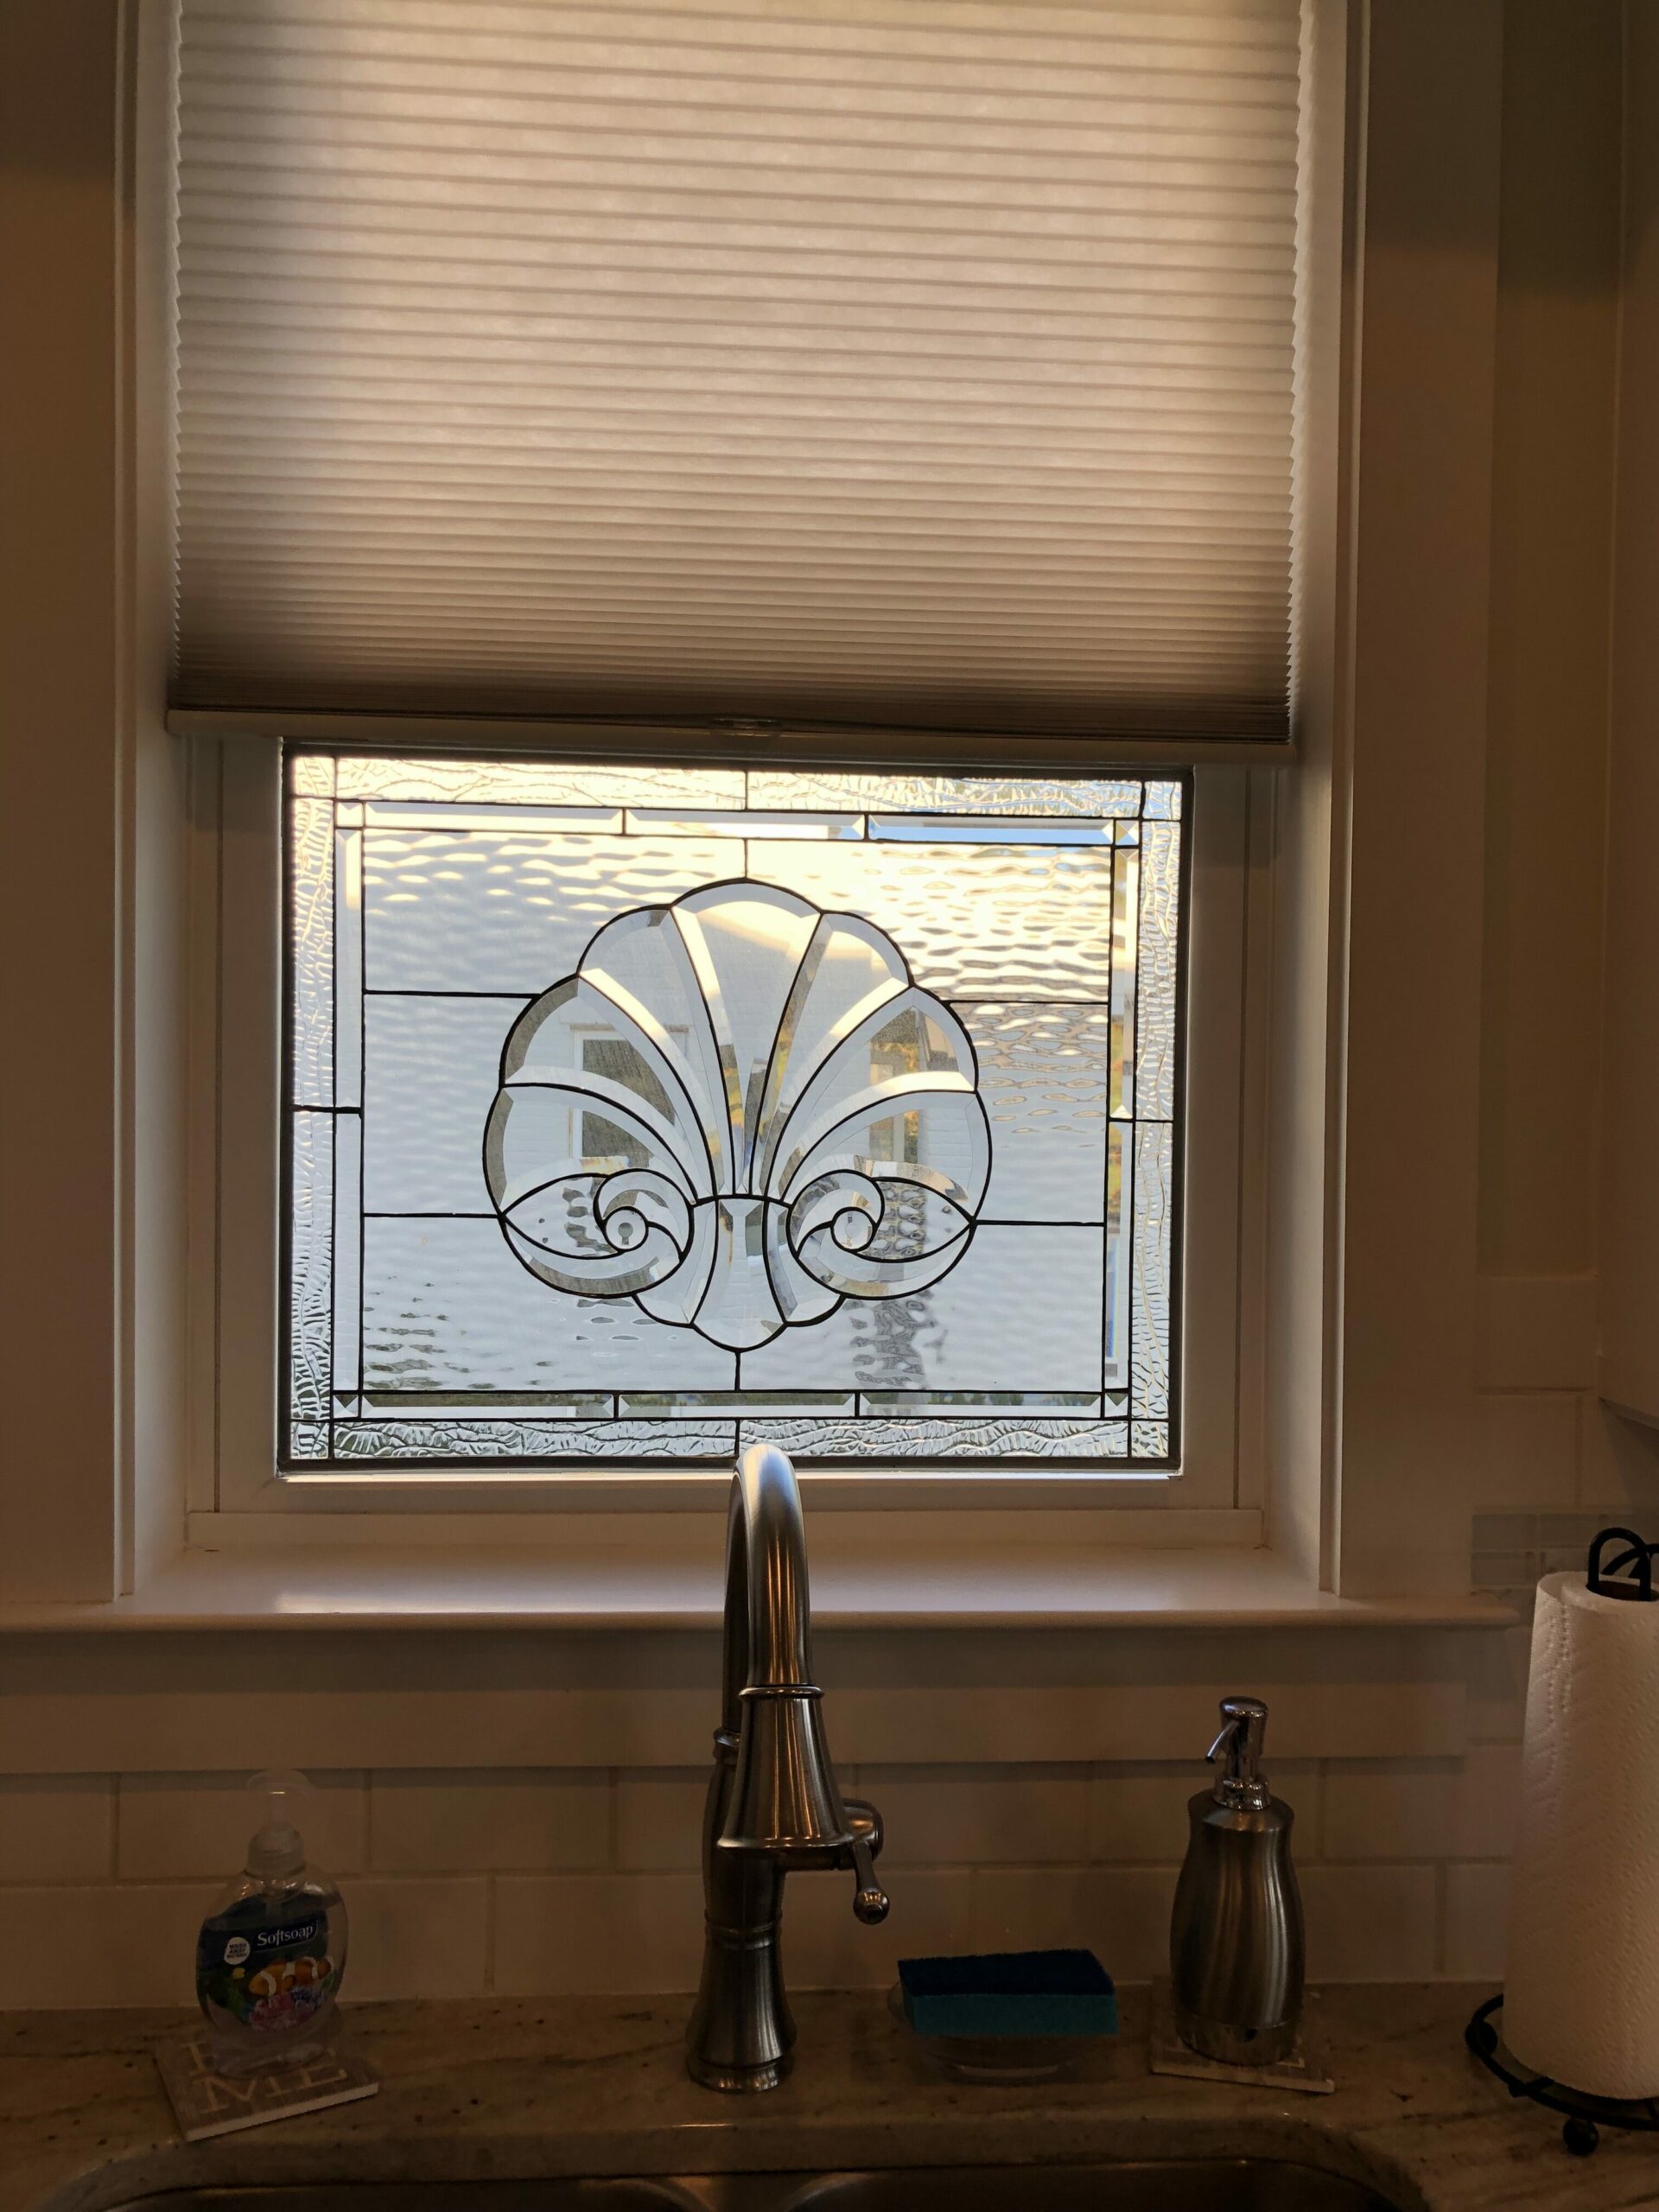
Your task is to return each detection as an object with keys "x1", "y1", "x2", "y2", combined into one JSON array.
[
  {"x1": 849, "y1": 1832, "x2": 889, "y2": 1924},
  {"x1": 841, "y1": 1796, "x2": 889, "y2": 1925}
]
